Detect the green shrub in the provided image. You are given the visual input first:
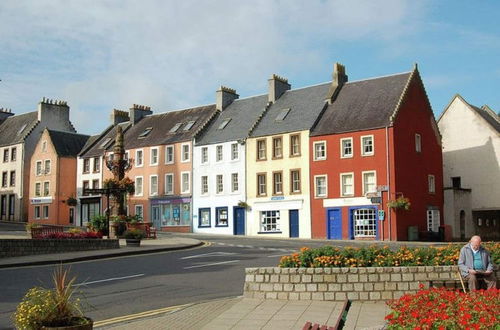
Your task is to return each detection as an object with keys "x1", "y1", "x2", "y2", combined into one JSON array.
[{"x1": 124, "y1": 229, "x2": 145, "y2": 240}]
